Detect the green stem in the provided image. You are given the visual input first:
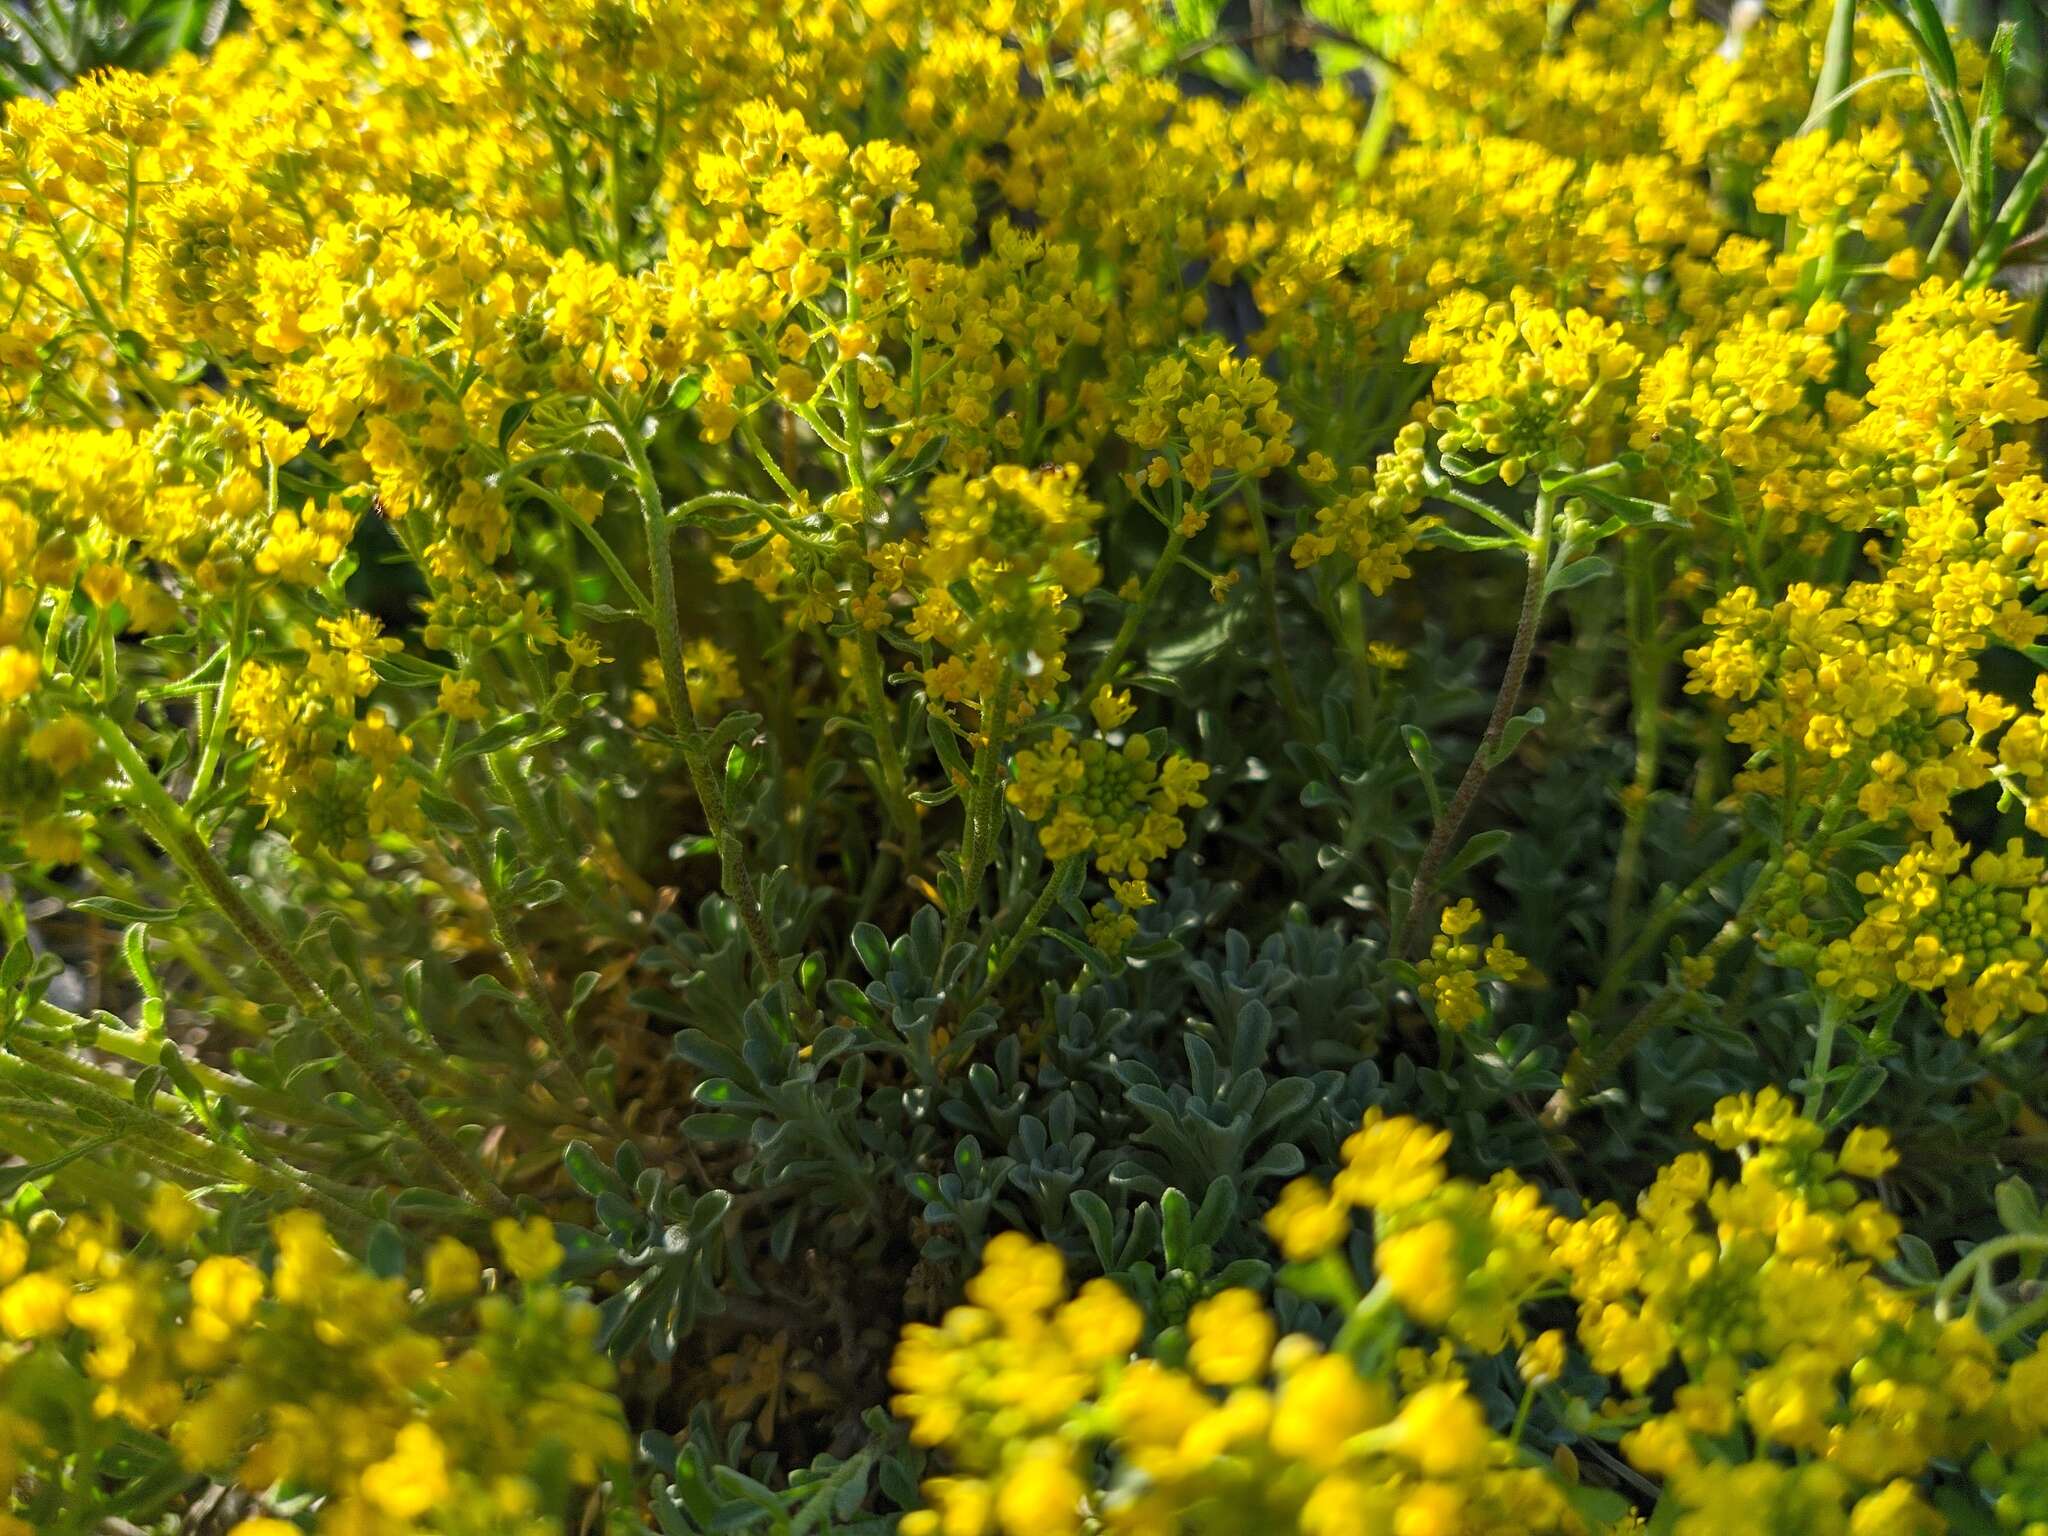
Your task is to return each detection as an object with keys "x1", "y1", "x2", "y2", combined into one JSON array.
[
  {"x1": 1245, "y1": 483, "x2": 1311, "y2": 739},
  {"x1": 1396, "y1": 491, "x2": 1552, "y2": 958},
  {"x1": 1584, "y1": 834, "x2": 1764, "y2": 1025},
  {"x1": 605, "y1": 391, "x2": 789, "y2": 1003},
  {"x1": 454, "y1": 828, "x2": 587, "y2": 1078},
  {"x1": 1546, "y1": 862, "x2": 1774, "y2": 1126},
  {"x1": 854, "y1": 624, "x2": 921, "y2": 858},
  {"x1": 967, "y1": 855, "x2": 1081, "y2": 1012},
  {"x1": 1802, "y1": 994, "x2": 1843, "y2": 1120},
  {"x1": 0, "y1": 1043, "x2": 372, "y2": 1239},
  {"x1": 90, "y1": 714, "x2": 511, "y2": 1213},
  {"x1": 942, "y1": 673, "x2": 1015, "y2": 963},
  {"x1": 1604, "y1": 538, "x2": 1666, "y2": 968},
  {"x1": 1085, "y1": 523, "x2": 1189, "y2": 698},
  {"x1": 1935, "y1": 1232, "x2": 2048, "y2": 1321}
]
